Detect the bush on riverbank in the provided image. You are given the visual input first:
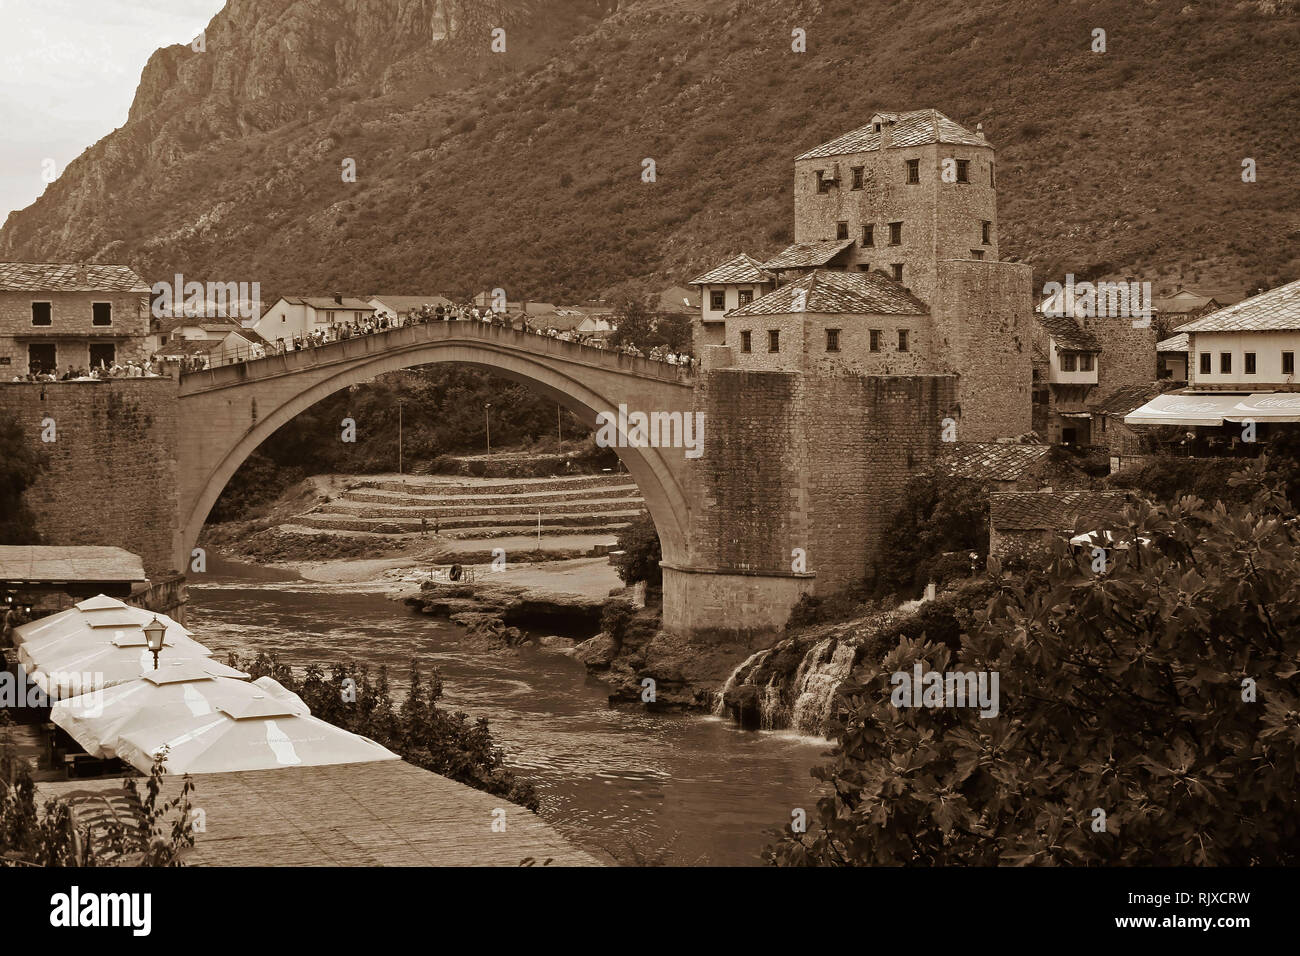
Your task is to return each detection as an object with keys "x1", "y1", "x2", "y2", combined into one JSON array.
[
  {"x1": 610, "y1": 510, "x2": 661, "y2": 587},
  {"x1": 767, "y1": 460, "x2": 1300, "y2": 866},
  {"x1": 226, "y1": 653, "x2": 539, "y2": 810}
]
